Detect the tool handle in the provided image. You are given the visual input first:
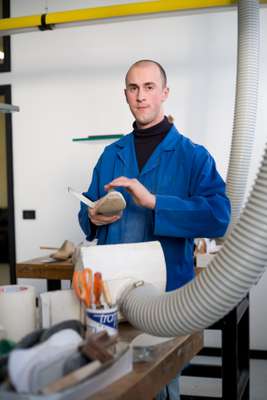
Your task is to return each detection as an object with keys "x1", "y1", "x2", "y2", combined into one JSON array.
[
  {"x1": 68, "y1": 187, "x2": 95, "y2": 208},
  {"x1": 93, "y1": 272, "x2": 103, "y2": 306},
  {"x1": 102, "y1": 280, "x2": 112, "y2": 307},
  {"x1": 40, "y1": 246, "x2": 59, "y2": 250}
]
